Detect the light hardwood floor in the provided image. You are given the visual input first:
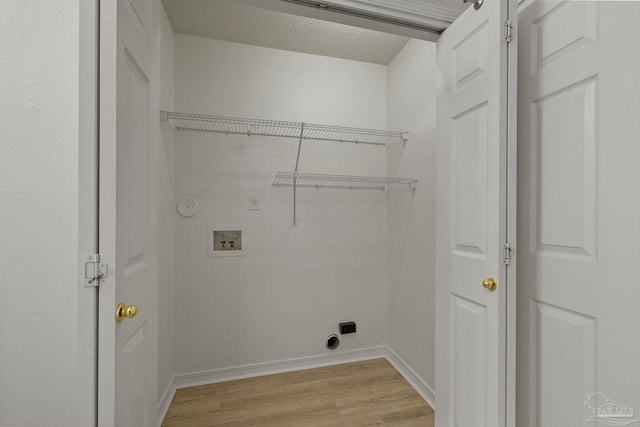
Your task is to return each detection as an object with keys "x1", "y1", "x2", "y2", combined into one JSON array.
[{"x1": 162, "y1": 358, "x2": 434, "y2": 426}]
